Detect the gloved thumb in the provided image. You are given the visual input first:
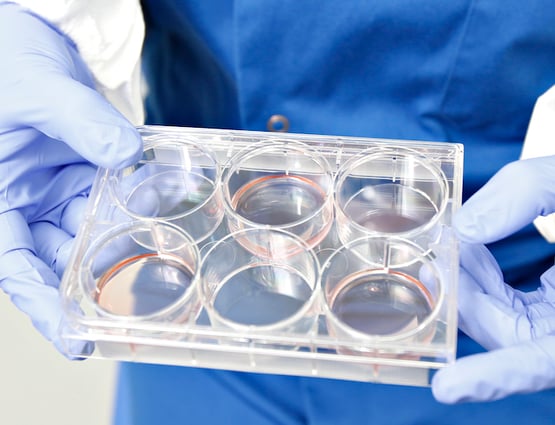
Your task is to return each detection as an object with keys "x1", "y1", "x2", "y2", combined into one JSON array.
[
  {"x1": 0, "y1": 4, "x2": 142, "y2": 169},
  {"x1": 22, "y1": 77, "x2": 143, "y2": 169},
  {"x1": 432, "y1": 335, "x2": 555, "y2": 403},
  {"x1": 454, "y1": 156, "x2": 555, "y2": 244}
]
